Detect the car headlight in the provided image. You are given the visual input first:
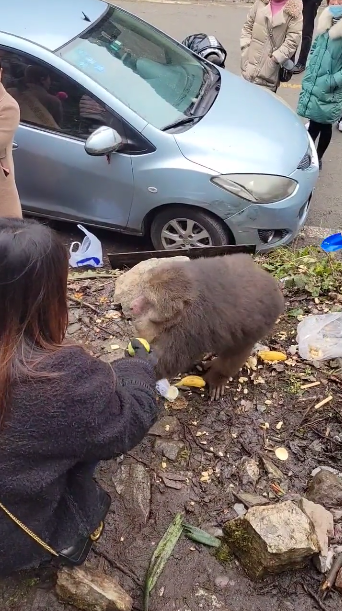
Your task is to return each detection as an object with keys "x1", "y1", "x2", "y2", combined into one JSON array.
[{"x1": 211, "y1": 174, "x2": 297, "y2": 204}]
